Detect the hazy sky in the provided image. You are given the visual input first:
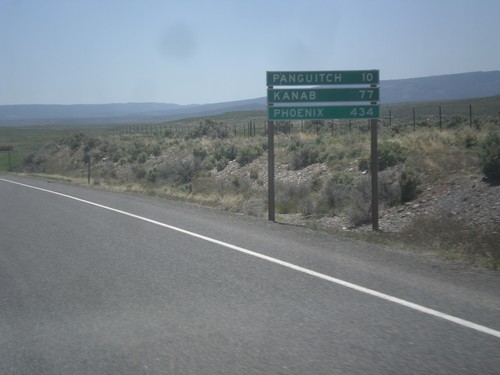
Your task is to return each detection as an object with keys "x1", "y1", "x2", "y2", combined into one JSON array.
[{"x1": 1, "y1": 0, "x2": 499, "y2": 105}]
